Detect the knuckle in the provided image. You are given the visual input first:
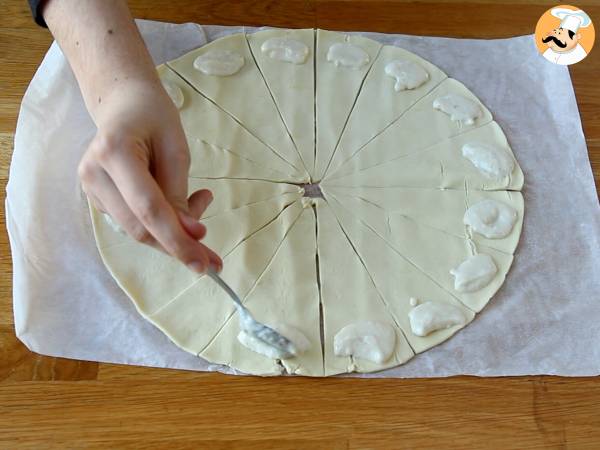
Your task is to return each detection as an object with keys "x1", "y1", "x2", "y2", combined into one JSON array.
[
  {"x1": 91, "y1": 132, "x2": 132, "y2": 163},
  {"x1": 136, "y1": 197, "x2": 162, "y2": 224},
  {"x1": 90, "y1": 141, "x2": 116, "y2": 164},
  {"x1": 77, "y1": 159, "x2": 95, "y2": 183},
  {"x1": 165, "y1": 236, "x2": 196, "y2": 265},
  {"x1": 173, "y1": 147, "x2": 191, "y2": 168},
  {"x1": 129, "y1": 224, "x2": 153, "y2": 244}
]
